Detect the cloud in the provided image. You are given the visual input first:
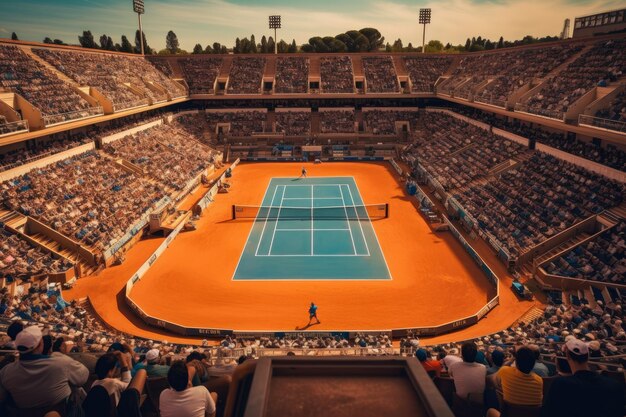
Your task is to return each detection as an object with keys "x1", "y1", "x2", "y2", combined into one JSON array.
[{"x1": 1, "y1": 0, "x2": 623, "y2": 49}]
